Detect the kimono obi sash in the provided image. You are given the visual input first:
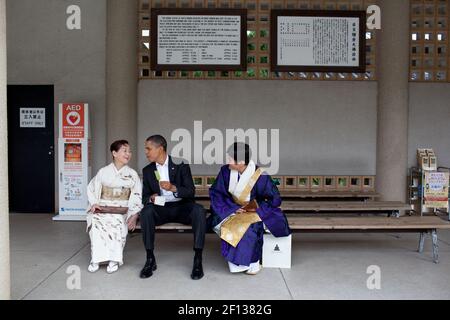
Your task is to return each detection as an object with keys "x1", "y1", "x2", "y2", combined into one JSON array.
[
  {"x1": 220, "y1": 213, "x2": 262, "y2": 247},
  {"x1": 220, "y1": 168, "x2": 264, "y2": 247},
  {"x1": 100, "y1": 185, "x2": 131, "y2": 201}
]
